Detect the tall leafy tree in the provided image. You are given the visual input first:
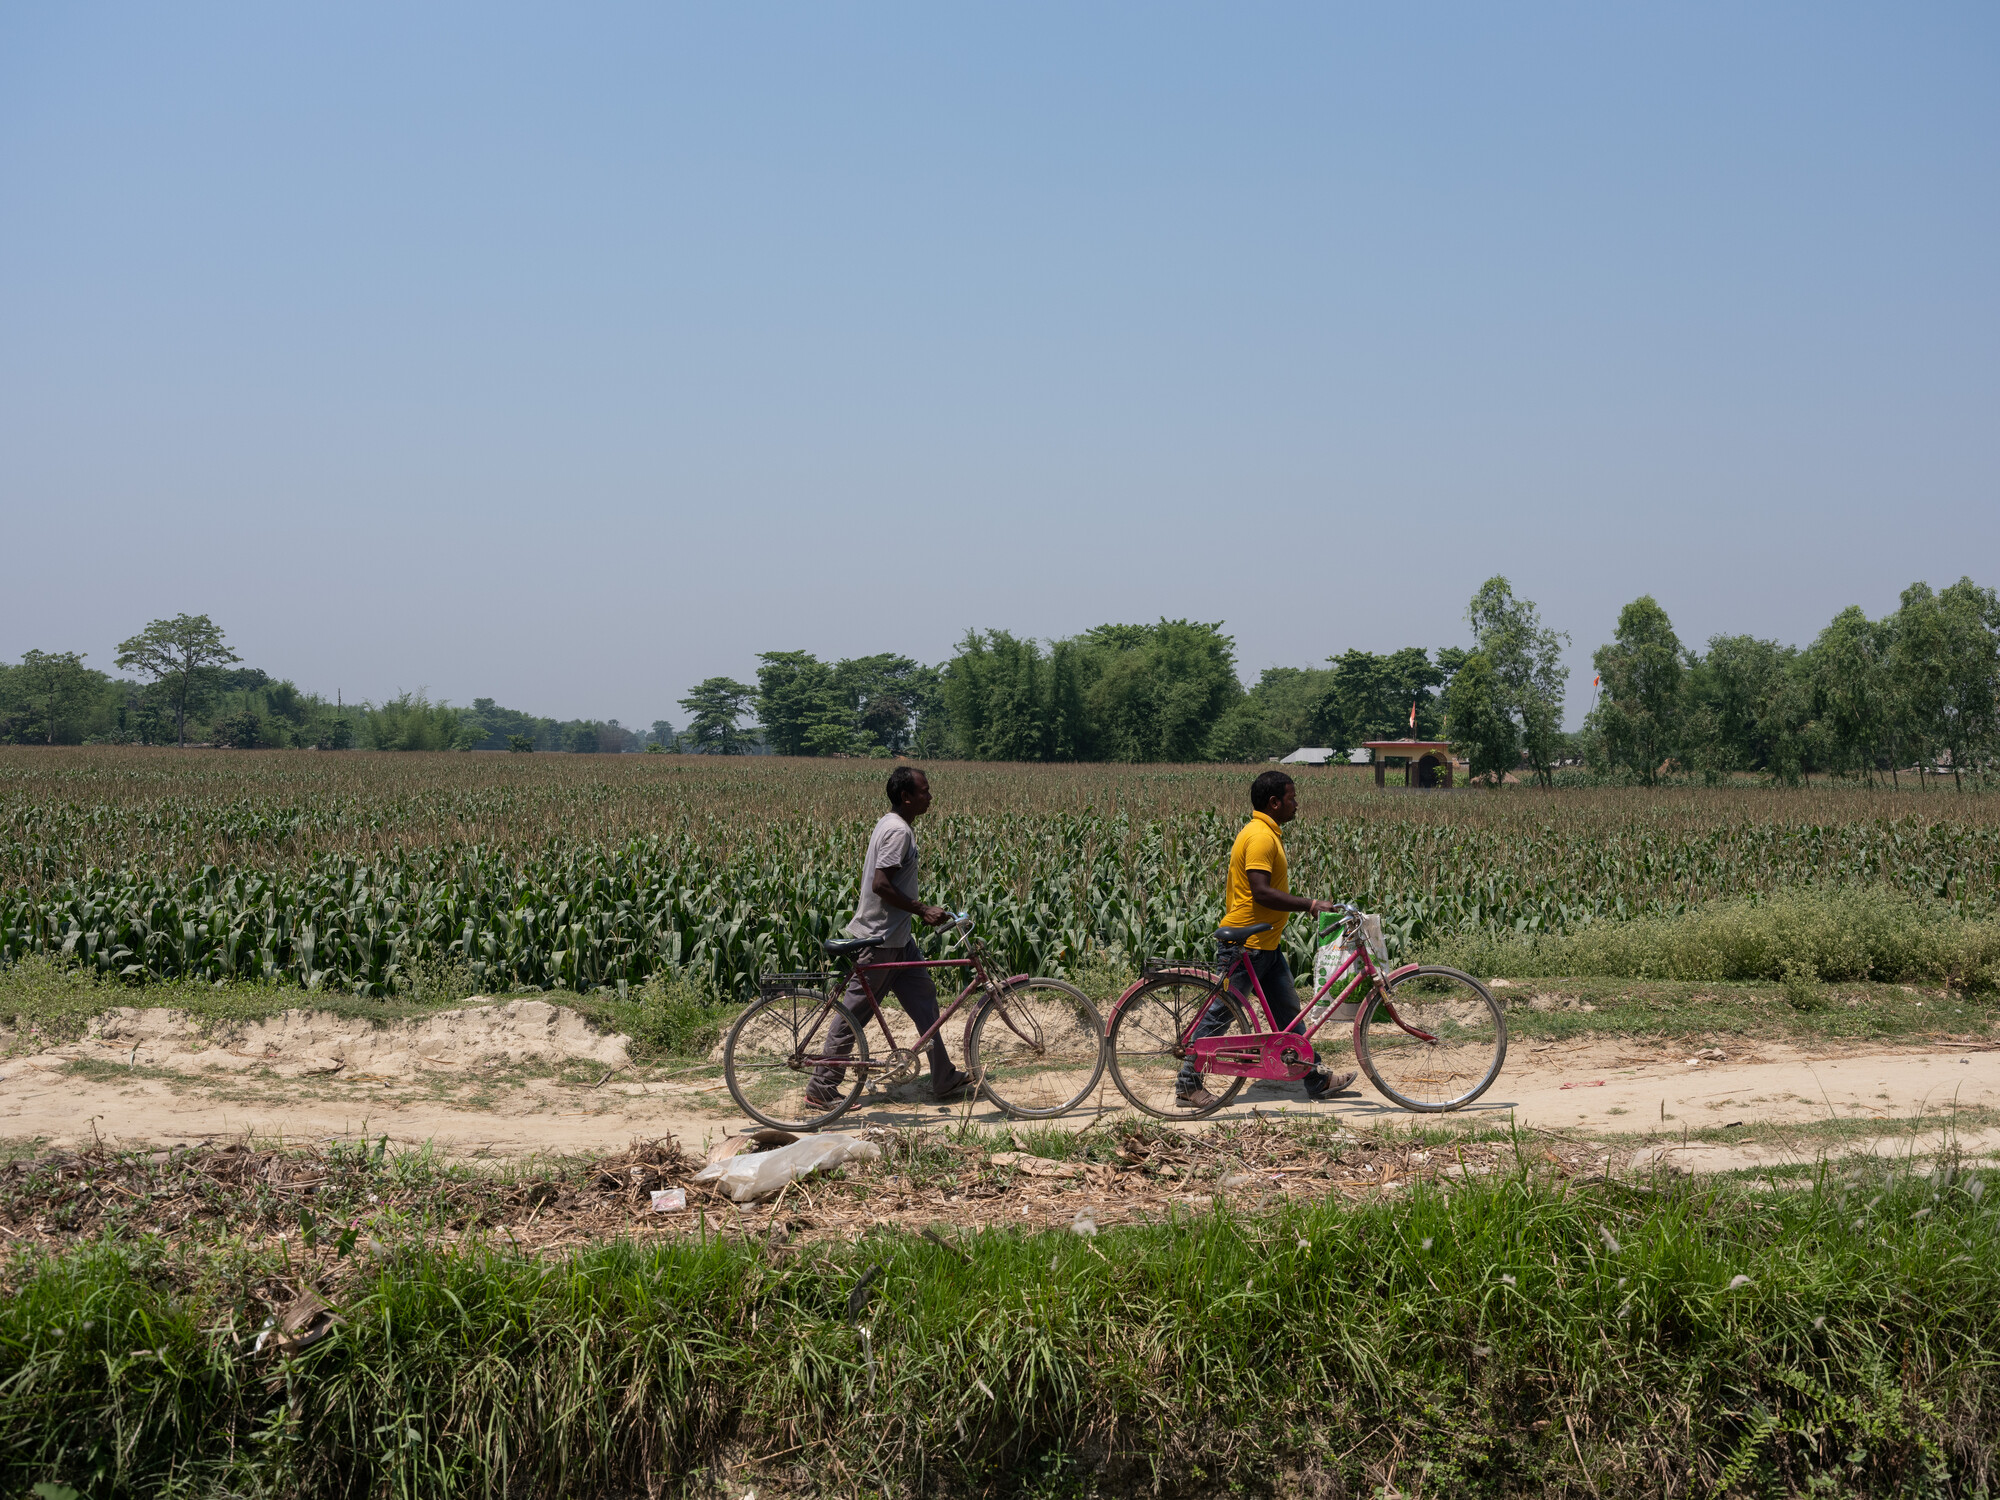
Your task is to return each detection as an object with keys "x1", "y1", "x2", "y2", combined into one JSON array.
[
  {"x1": 1588, "y1": 596, "x2": 1685, "y2": 785},
  {"x1": 677, "y1": 678, "x2": 758, "y2": 755},
  {"x1": 942, "y1": 630, "x2": 1058, "y2": 760},
  {"x1": 1444, "y1": 652, "x2": 1517, "y2": 784},
  {"x1": 1315, "y1": 647, "x2": 1448, "y2": 750},
  {"x1": 829, "y1": 654, "x2": 934, "y2": 756},
  {"x1": 1890, "y1": 578, "x2": 2000, "y2": 789},
  {"x1": 1245, "y1": 666, "x2": 1335, "y2": 753},
  {"x1": 1680, "y1": 635, "x2": 1802, "y2": 782},
  {"x1": 1465, "y1": 577, "x2": 1569, "y2": 785},
  {"x1": 756, "y1": 652, "x2": 851, "y2": 757},
  {"x1": 1805, "y1": 607, "x2": 1893, "y2": 784},
  {"x1": 114, "y1": 615, "x2": 240, "y2": 747},
  {"x1": 15, "y1": 650, "x2": 96, "y2": 745},
  {"x1": 1080, "y1": 620, "x2": 1243, "y2": 763}
]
